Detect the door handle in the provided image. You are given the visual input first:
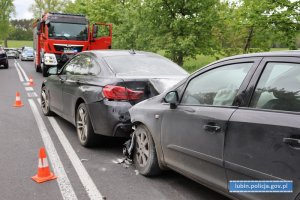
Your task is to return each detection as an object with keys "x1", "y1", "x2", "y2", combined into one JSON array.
[
  {"x1": 203, "y1": 123, "x2": 221, "y2": 133},
  {"x1": 283, "y1": 137, "x2": 300, "y2": 149},
  {"x1": 182, "y1": 107, "x2": 195, "y2": 113}
]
